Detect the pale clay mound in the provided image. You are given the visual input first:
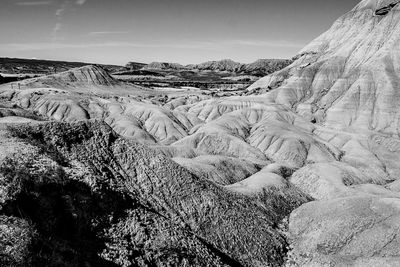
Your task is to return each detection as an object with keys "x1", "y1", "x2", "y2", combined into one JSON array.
[
  {"x1": 248, "y1": 0, "x2": 400, "y2": 136},
  {"x1": 1, "y1": 0, "x2": 400, "y2": 265}
]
